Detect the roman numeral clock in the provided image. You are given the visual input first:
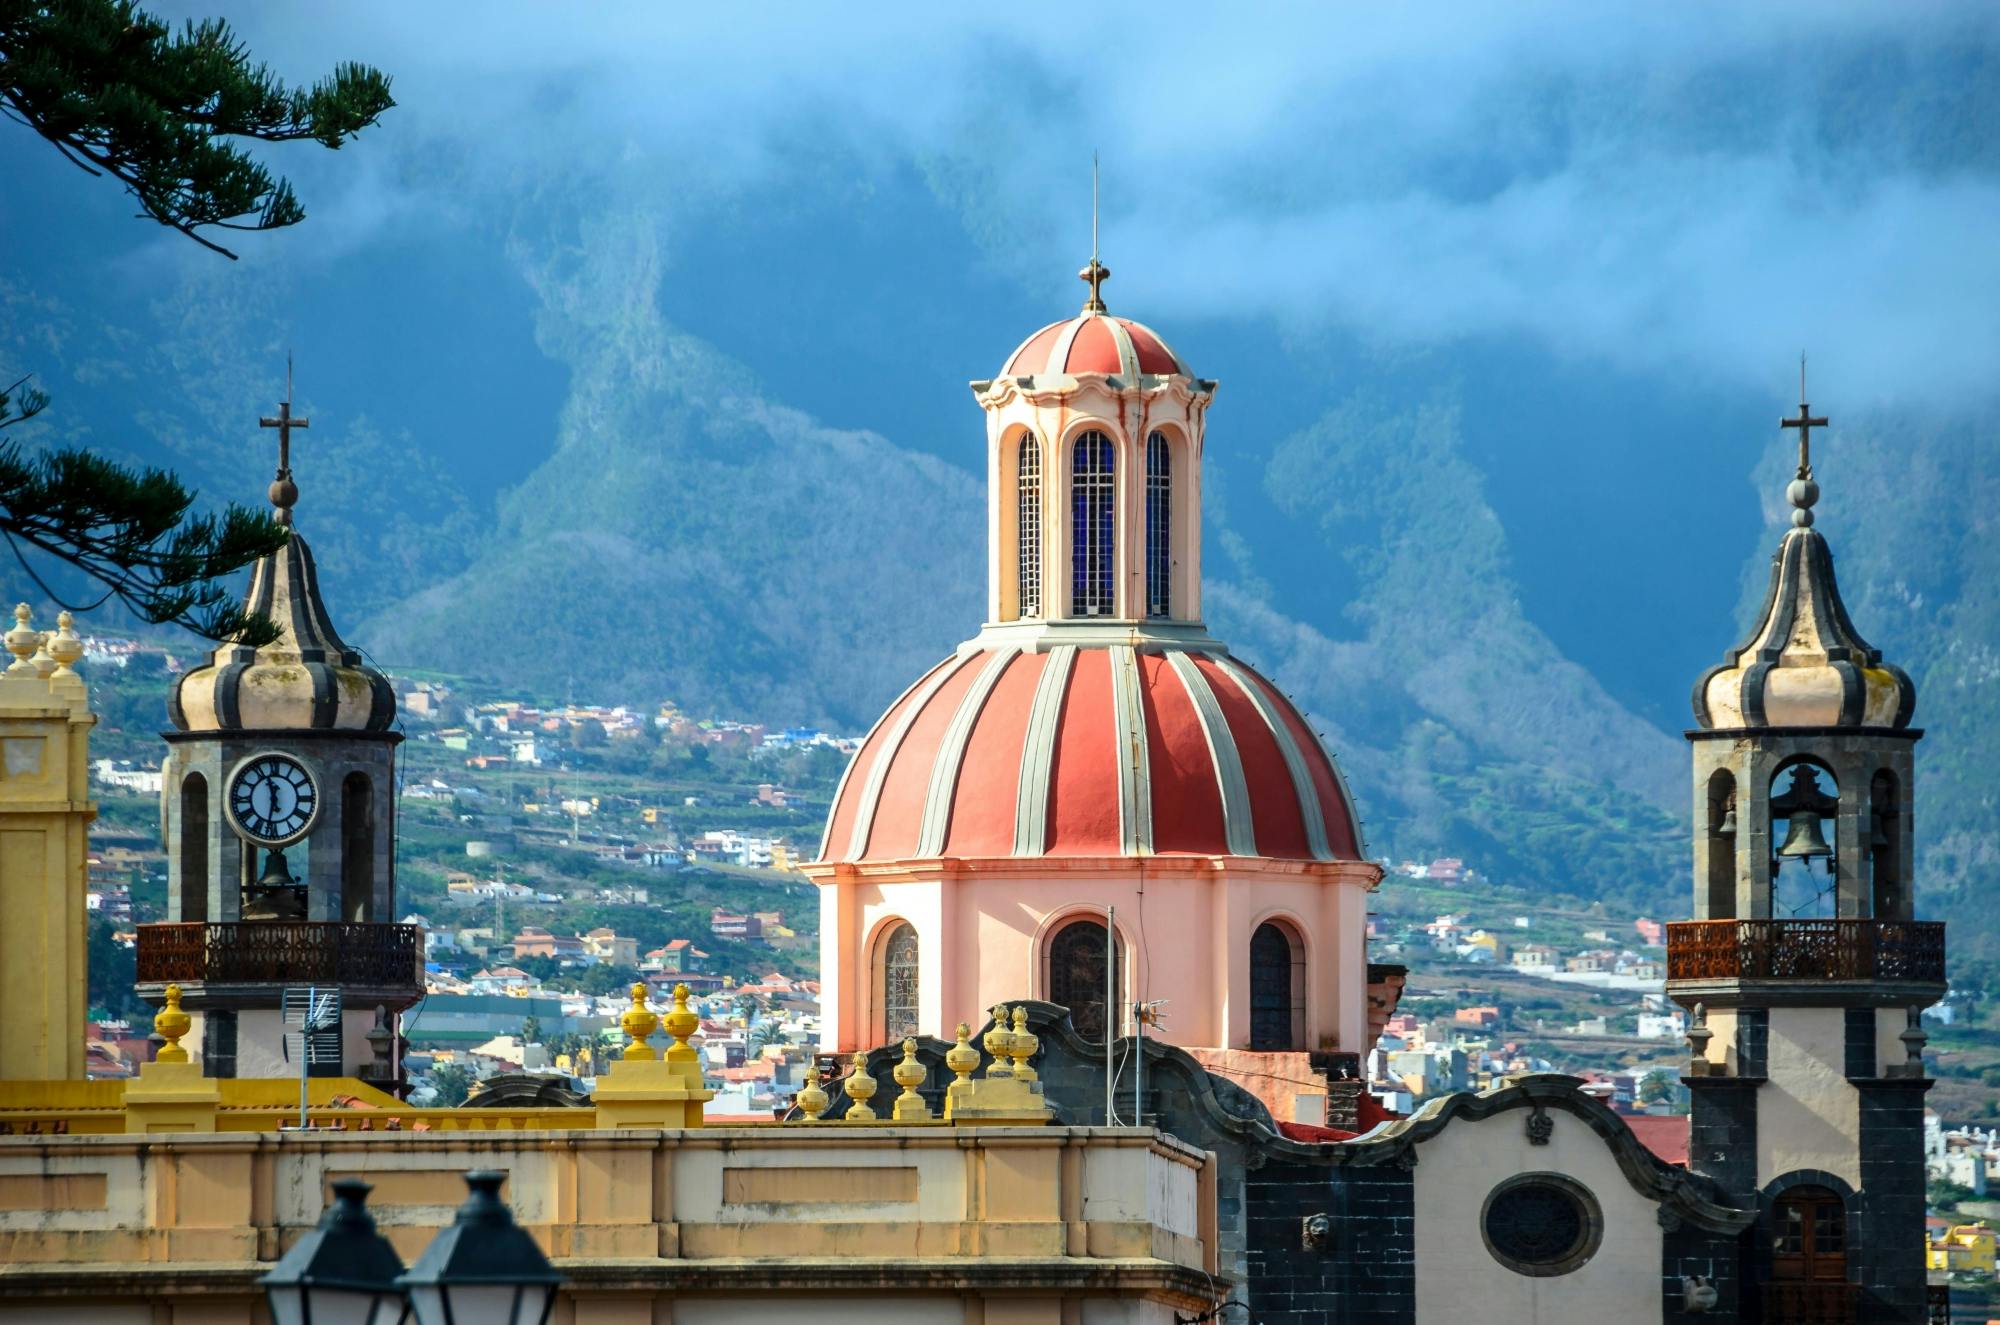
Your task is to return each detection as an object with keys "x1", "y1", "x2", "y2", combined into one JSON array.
[{"x1": 226, "y1": 754, "x2": 320, "y2": 846}]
